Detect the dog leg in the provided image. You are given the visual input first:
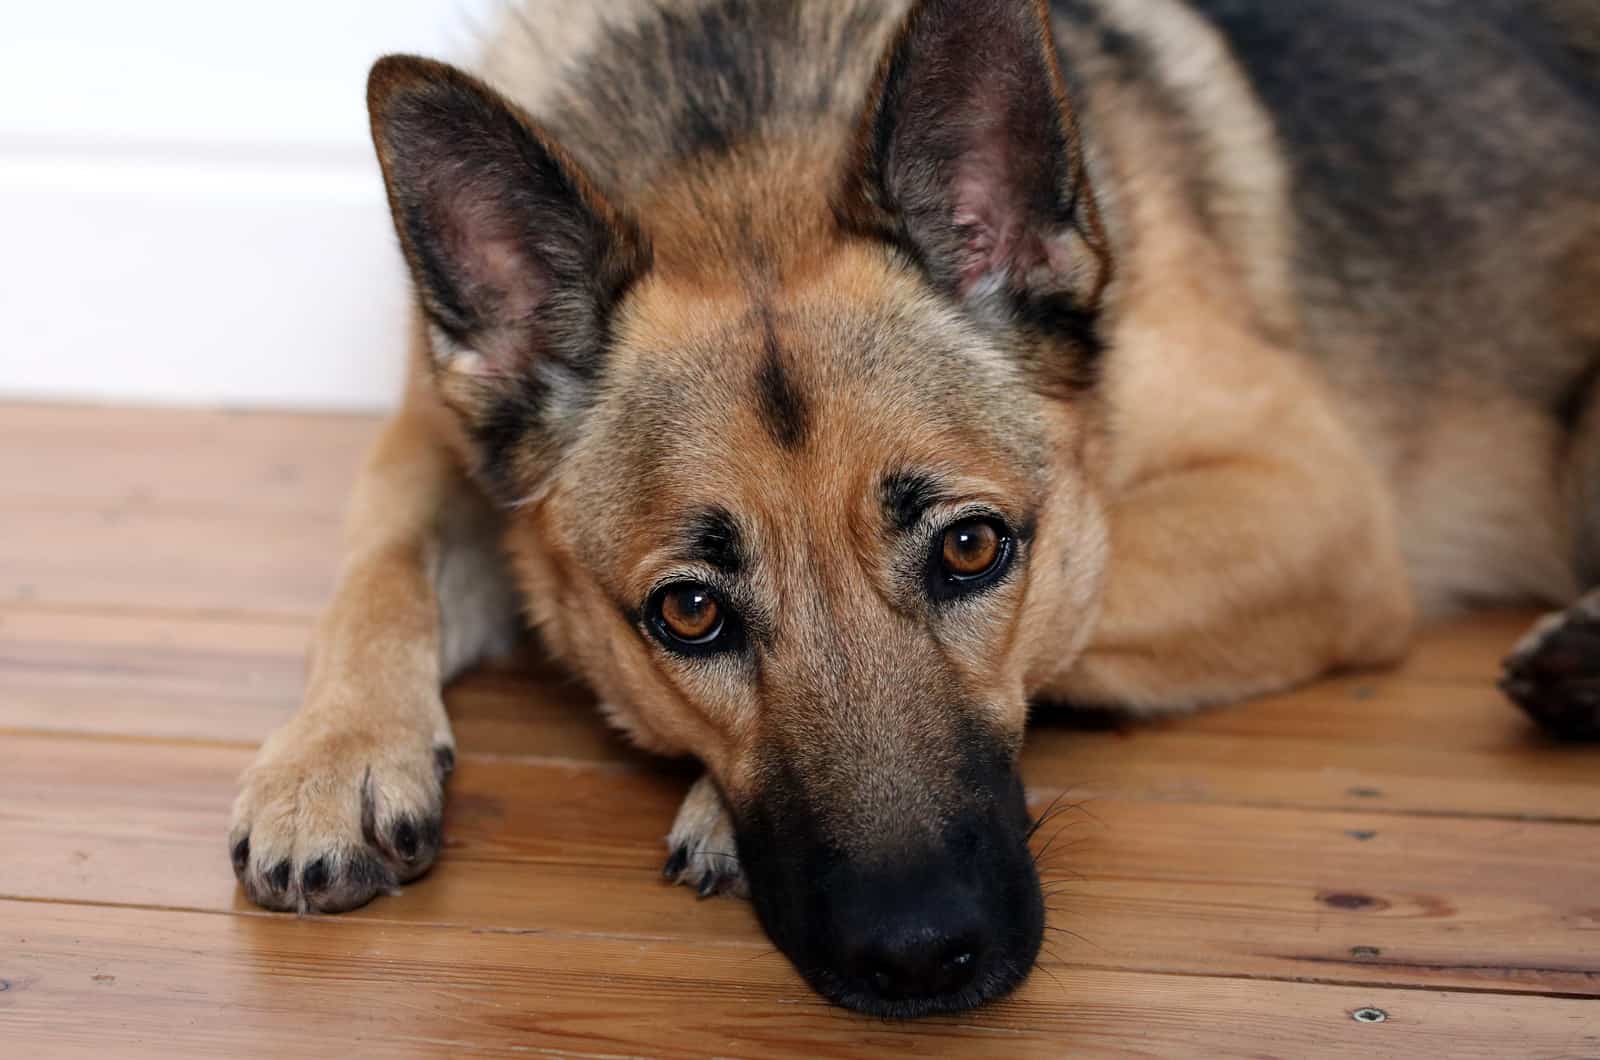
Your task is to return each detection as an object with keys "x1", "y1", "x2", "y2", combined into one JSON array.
[
  {"x1": 1041, "y1": 458, "x2": 1416, "y2": 715},
  {"x1": 229, "y1": 390, "x2": 519, "y2": 913},
  {"x1": 663, "y1": 774, "x2": 747, "y2": 899}
]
